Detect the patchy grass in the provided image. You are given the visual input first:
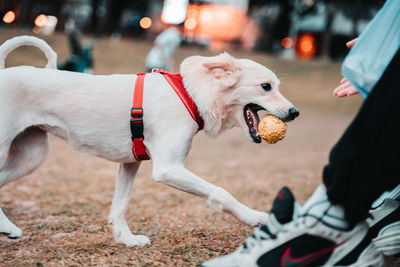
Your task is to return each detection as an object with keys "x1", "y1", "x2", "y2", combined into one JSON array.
[{"x1": 0, "y1": 29, "x2": 398, "y2": 266}]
